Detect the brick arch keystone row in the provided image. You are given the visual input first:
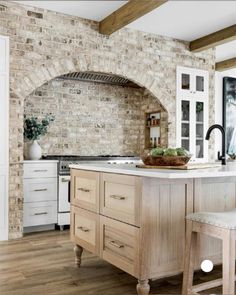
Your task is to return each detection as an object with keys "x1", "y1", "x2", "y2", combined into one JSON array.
[{"x1": 12, "y1": 57, "x2": 170, "y2": 114}]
